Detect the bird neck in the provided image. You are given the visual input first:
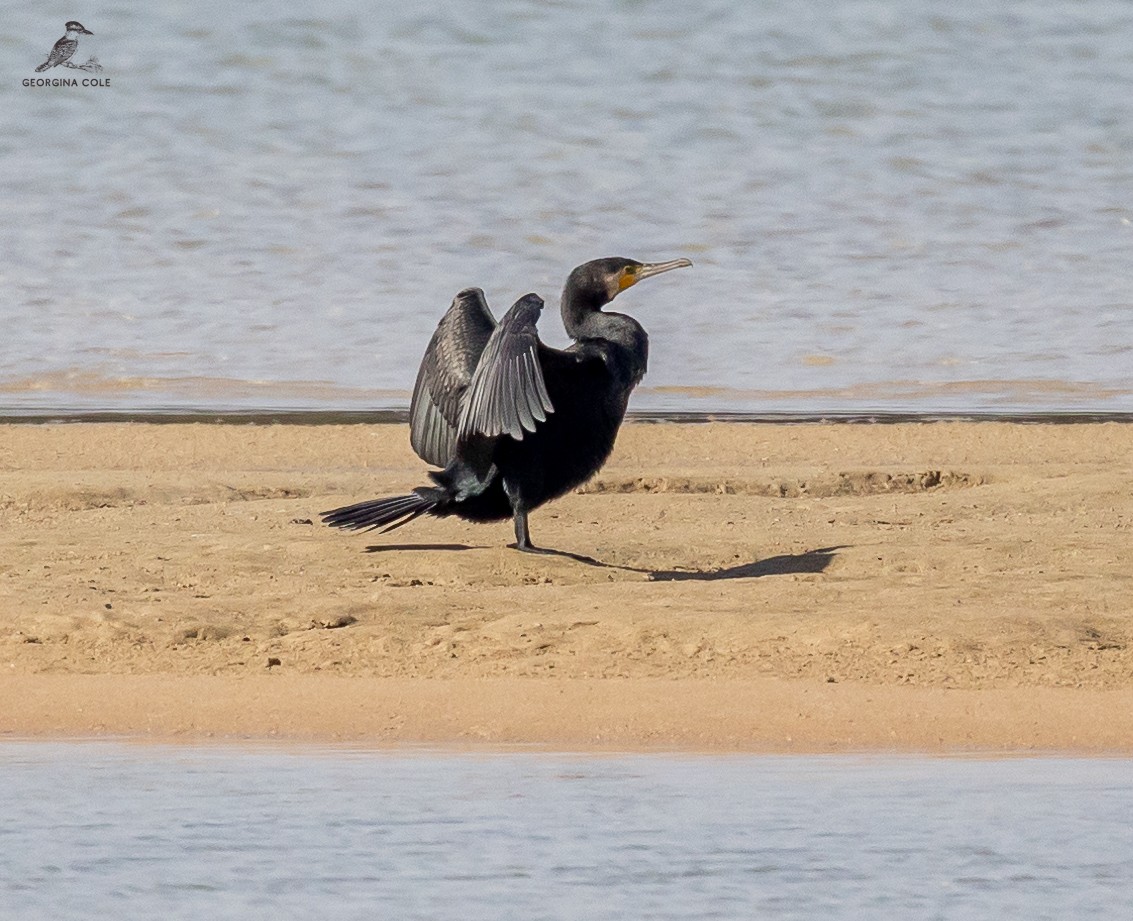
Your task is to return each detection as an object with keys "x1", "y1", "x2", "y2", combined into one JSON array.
[
  {"x1": 560, "y1": 287, "x2": 648, "y2": 378},
  {"x1": 561, "y1": 286, "x2": 634, "y2": 341},
  {"x1": 561, "y1": 282, "x2": 603, "y2": 339}
]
